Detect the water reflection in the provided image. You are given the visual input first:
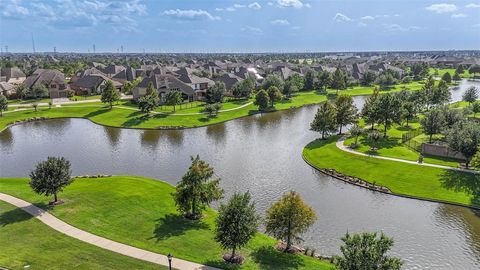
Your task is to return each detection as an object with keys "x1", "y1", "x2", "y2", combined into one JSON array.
[
  {"x1": 103, "y1": 127, "x2": 122, "y2": 148},
  {"x1": 140, "y1": 129, "x2": 161, "y2": 149},
  {"x1": 206, "y1": 123, "x2": 227, "y2": 144}
]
